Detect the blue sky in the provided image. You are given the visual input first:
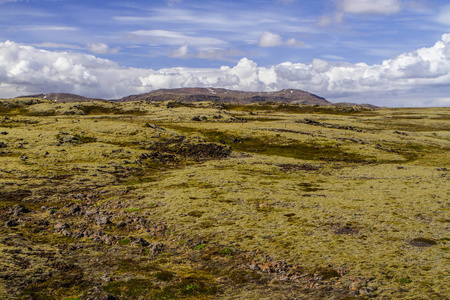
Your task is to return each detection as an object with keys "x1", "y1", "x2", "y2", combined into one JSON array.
[{"x1": 1, "y1": 0, "x2": 450, "y2": 106}]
